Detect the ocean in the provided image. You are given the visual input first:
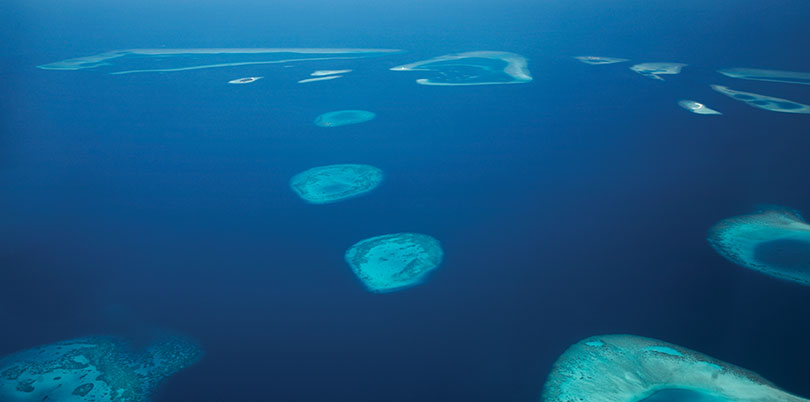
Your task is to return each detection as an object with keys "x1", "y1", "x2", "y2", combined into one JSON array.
[{"x1": 1, "y1": 0, "x2": 810, "y2": 401}]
